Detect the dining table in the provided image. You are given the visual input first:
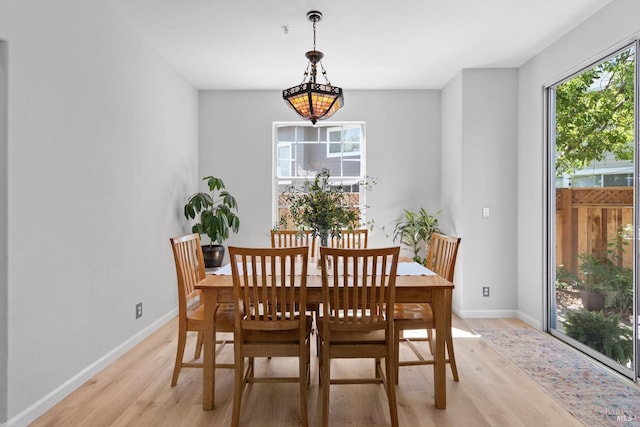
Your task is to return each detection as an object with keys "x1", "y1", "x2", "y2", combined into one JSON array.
[{"x1": 195, "y1": 259, "x2": 455, "y2": 411}]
